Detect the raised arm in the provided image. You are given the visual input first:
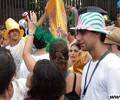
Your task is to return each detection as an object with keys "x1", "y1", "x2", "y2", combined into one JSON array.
[
  {"x1": 23, "y1": 11, "x2": 37, "y2": 72},
  {"x1": 36, "y1": 7, "x2": 47, "y2": 26}
]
